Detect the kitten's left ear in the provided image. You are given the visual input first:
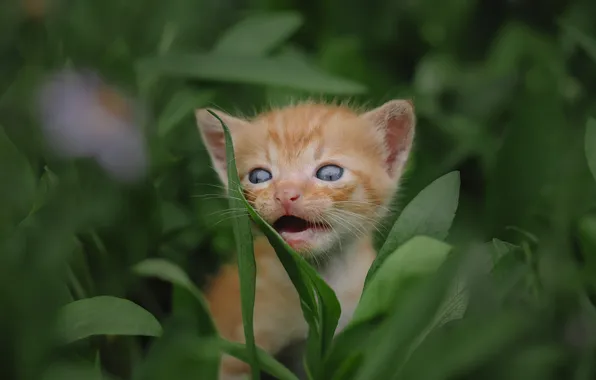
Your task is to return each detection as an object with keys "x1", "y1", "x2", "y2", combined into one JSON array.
[
  {"x1": 362, "y1": 99, "x2": 415, "y2": 178},
  {"x1": 195, "y1": 108, "x2": 250, "y2": 186}
]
